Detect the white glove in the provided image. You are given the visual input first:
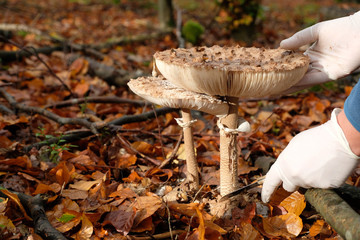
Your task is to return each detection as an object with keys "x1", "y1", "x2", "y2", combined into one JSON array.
[
  {"x1": 261, "y1": 109, "x2": 359, "y2": 203},
  {"x1": 280, "y1": 11, "x2": 360, "y2": 93}
]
